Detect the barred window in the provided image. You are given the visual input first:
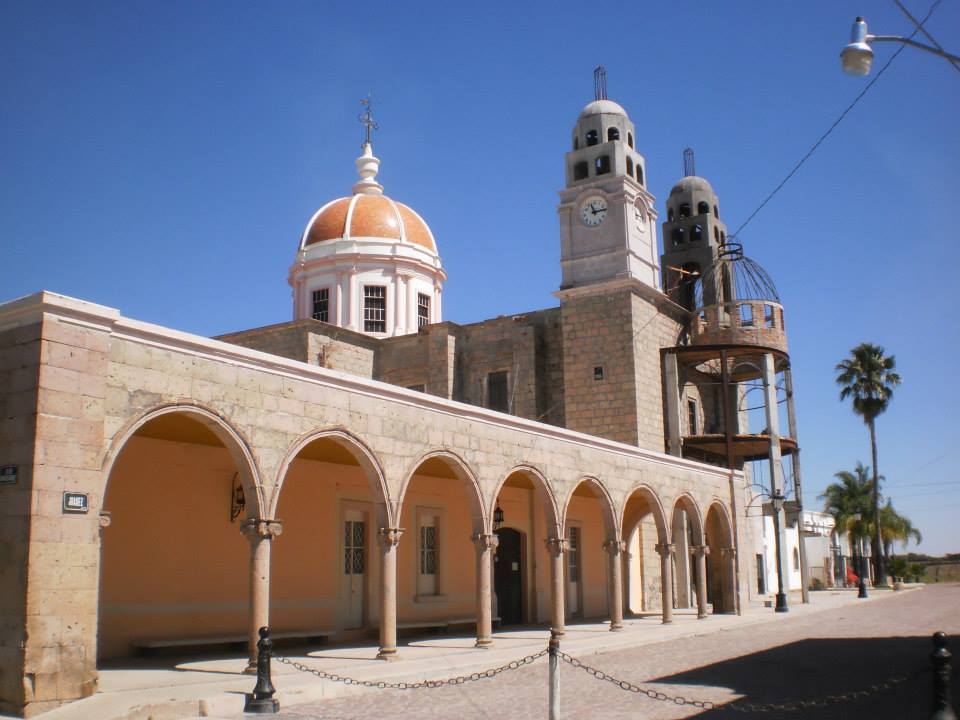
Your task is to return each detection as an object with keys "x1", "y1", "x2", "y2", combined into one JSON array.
[
  {"x1": 363, "y1": 285, "x2": 386, "y2": 333},
  {"x1": 418, "y1": 293, "x2": 430, "y2": 329},
  {"x1": 344, "y1": 520, "x2": 365, "y2": 575},
  {"x1": 312, "y1": 288, "x2": 329, "y2": 322},
  {"x1": 567, "y1": 526, "x2": 580, "y2": 582},
  {"x1": 420, "y1": 524, "x2": 437, "y2": 575}
]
